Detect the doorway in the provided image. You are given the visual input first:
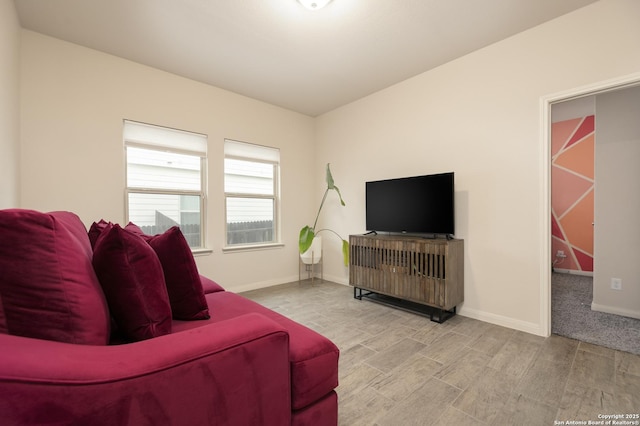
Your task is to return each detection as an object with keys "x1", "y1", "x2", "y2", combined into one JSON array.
[
  {"x1": 541, "y1": 72, "x2": 640, "y2": 338},
  {"x1": 547, "y1": 83, "x2": 640, "y2": 354}
]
